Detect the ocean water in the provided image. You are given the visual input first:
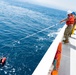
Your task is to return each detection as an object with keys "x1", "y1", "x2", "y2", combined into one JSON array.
[{"x1": 0, "y1": 0, "x2": 66, "y2": 75}]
